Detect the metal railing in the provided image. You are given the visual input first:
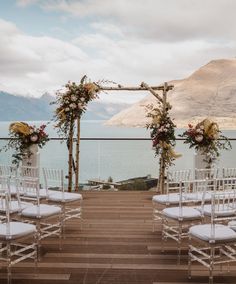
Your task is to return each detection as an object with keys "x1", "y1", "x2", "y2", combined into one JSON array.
[{"x1": 0, "y1": 137, "x2": 236, "y2": 184}]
